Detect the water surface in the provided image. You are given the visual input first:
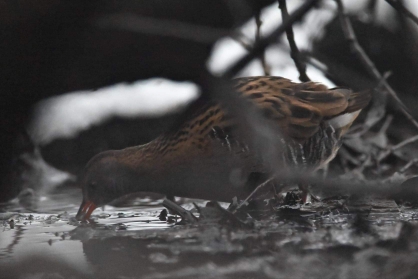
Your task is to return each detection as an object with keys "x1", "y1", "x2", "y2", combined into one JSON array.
[{"x1": 1, "y1": 187, "x2": 418, "y2": 279}]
